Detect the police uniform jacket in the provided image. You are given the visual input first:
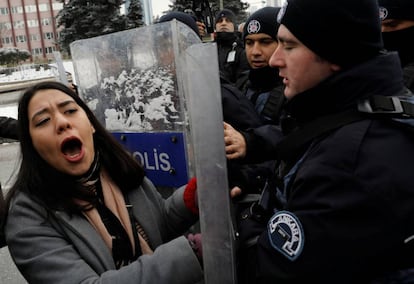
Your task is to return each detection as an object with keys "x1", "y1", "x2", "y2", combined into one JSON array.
[
  {"x1": 403, "y1": 62, "x2": 414, "y2": 93},
  {"x1": 6, "y1": 177, "x2": 203, "y2": 284},
  {"x1": 248, "y1": 52, "x2": 414, "y2": 283}
]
